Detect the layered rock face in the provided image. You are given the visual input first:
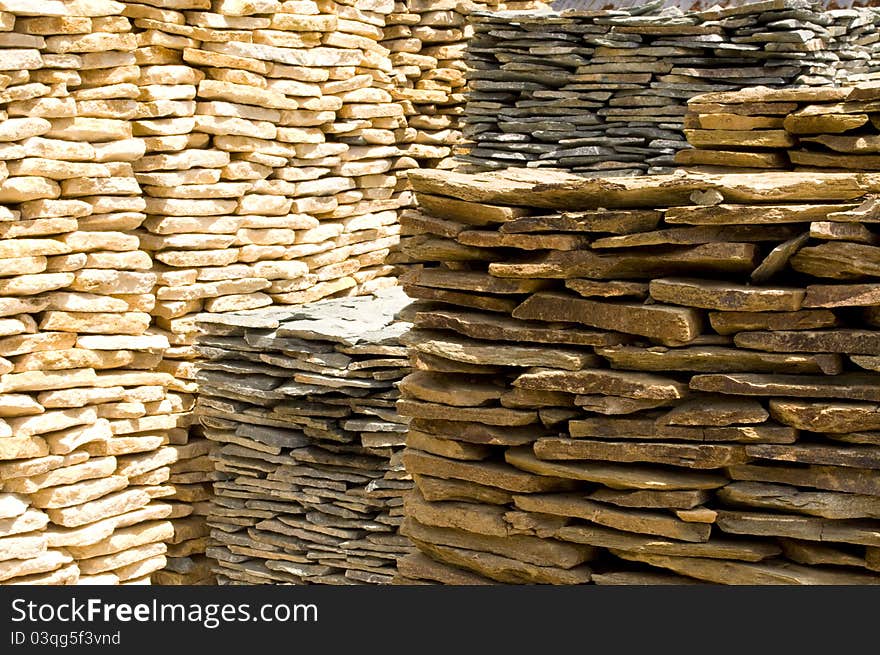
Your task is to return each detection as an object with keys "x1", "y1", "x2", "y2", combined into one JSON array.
[
  {"x1": 0, "y1": 0, "x2": 182, "y2": 586},
  {"x1": 458, "y1": 1, "x2": 880, "y2": 176},
  {"x1": 395, "y1": 167, "x2": 880, "y2": 585},
  {"x1": 678, "y1": 84, "x2": 880, "y2": 172},
  {"x1": 194, "y1": 289, "x2": 414, "y2": 584}
]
